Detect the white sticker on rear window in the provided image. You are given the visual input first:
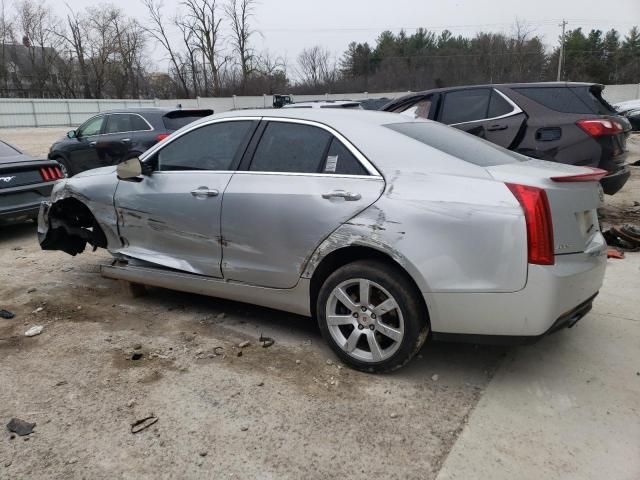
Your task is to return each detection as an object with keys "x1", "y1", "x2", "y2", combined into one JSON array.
[{"x1": 325, "y1": 155, "x2": 338, "y2": 172}]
